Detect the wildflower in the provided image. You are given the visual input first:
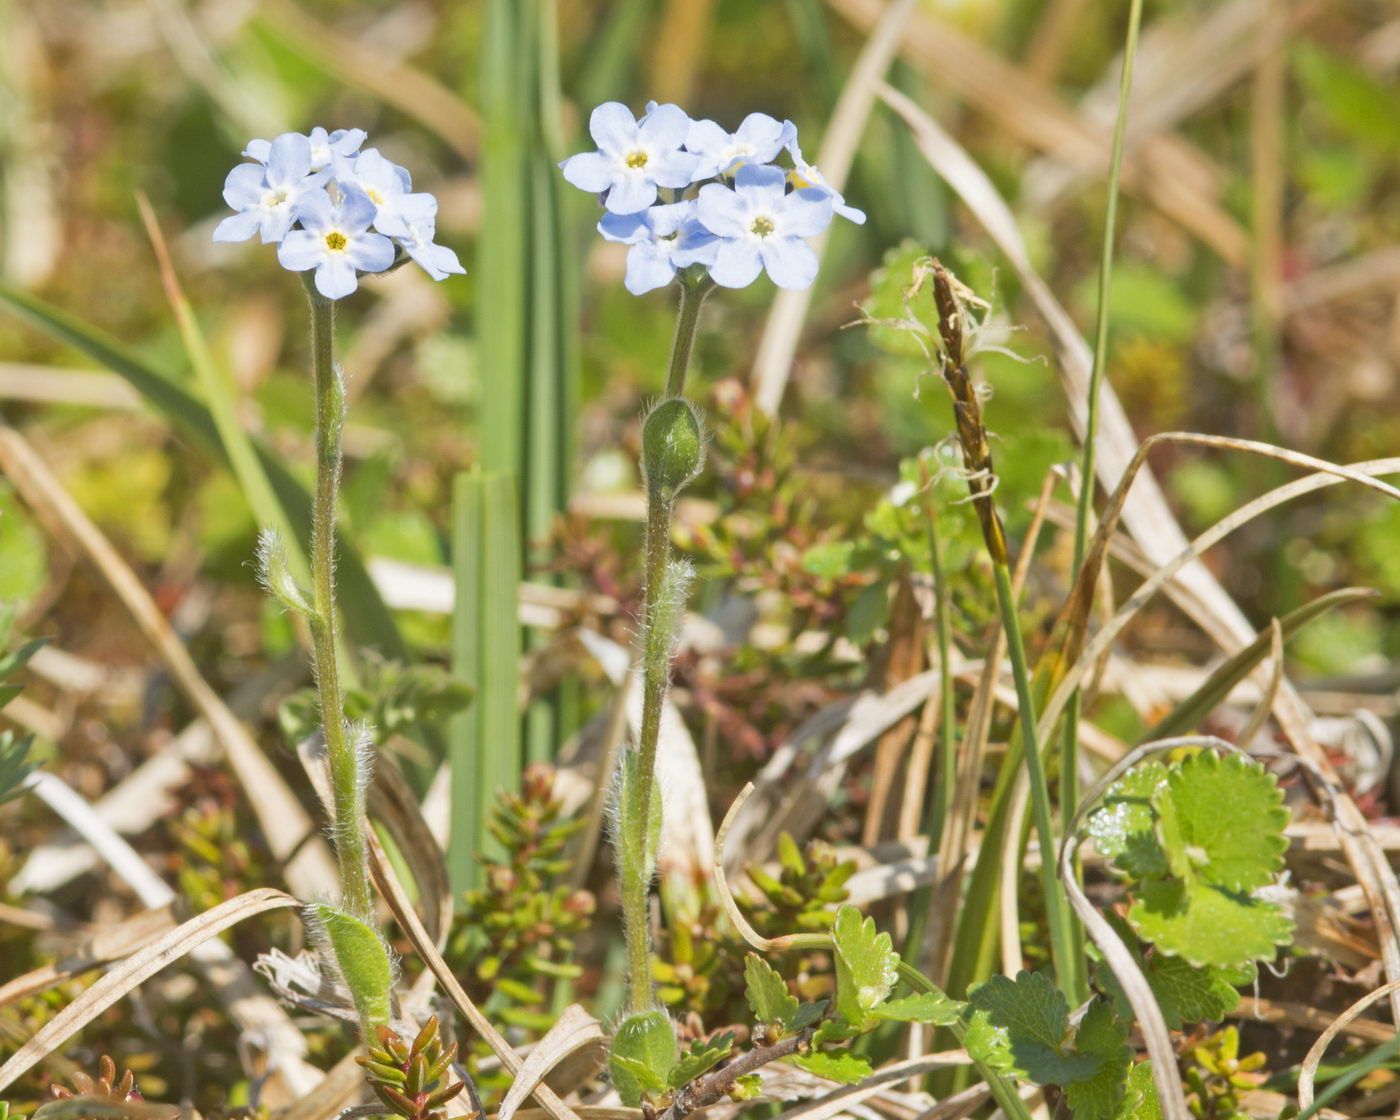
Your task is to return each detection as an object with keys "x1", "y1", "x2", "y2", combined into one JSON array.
[
  {"x1": 214, "y1": 132, "x2": 330, "y2": 245},
  {"x1": 397, "y1": 218, "x2": 467, "y2": 282},
  {"x1": 785, "y1": 140, "x2": 866, "y2": 225},
  {"x1": 244, "y1": 127, "x2": 366, "y2": 172},
  {"x1": 696, "y1": 163, "x2": 833, "y2": 290},
  {"x1": 559, "y1": 101, "x2": 699, "y2": 215},
  {"x1": 332, "y1": 149, "x2": 438, "y2": 238},
  {"x1": 598, "y1": 201, "x2": 717, "y2": 295},
  {"x1": 276, "y1": 188, "x2": 394, "y2": 300},
  {"x1": 684, "y1": 113, "x2": 794, "y2": 180}
]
